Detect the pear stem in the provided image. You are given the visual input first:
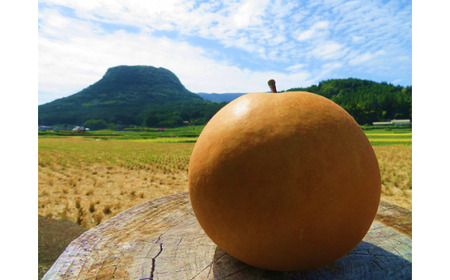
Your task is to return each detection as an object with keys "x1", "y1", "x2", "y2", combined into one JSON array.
[{"x1": 268, "y1": 79, "x2": 277, "y2": 93}]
